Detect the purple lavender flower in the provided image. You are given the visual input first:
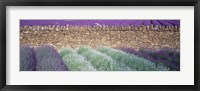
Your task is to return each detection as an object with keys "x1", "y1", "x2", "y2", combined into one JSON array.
[
  {"x1": 20, "y1": 46, "x2": 36, "y2": 71},
  {"x1": 157, "y1": 20, "x2": 174, "y2": 26},
  {"x1": 143, "y1": 20, "x2": 152, "y2": 26},
  {"x1": 119, "y1": 47, "x2": 180, "y2": 71},
  {"x1": 20, "y1": 20, "x2": 180, "y2": 27},
  {"x1": 35, "y1": 45, "x2": 68, "y2": 71}
]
